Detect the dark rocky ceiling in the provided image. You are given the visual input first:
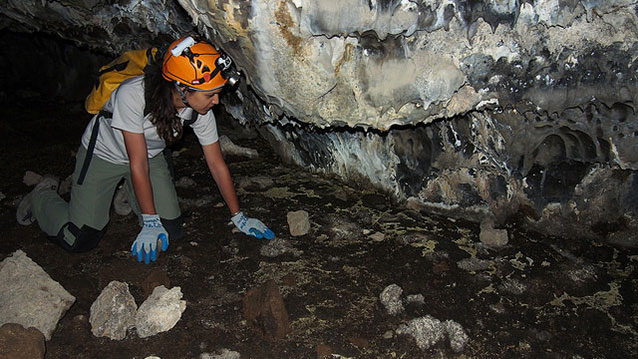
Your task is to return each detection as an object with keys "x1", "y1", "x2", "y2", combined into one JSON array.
[{"x1": 1, "y1": 0, "x2": 637, "y2": 242}]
